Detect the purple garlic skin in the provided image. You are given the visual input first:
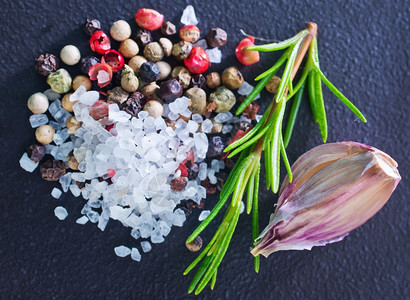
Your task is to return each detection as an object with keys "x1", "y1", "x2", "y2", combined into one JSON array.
[{"x1": 251, "y1": 141, "x2": 401, "y2": 258}]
